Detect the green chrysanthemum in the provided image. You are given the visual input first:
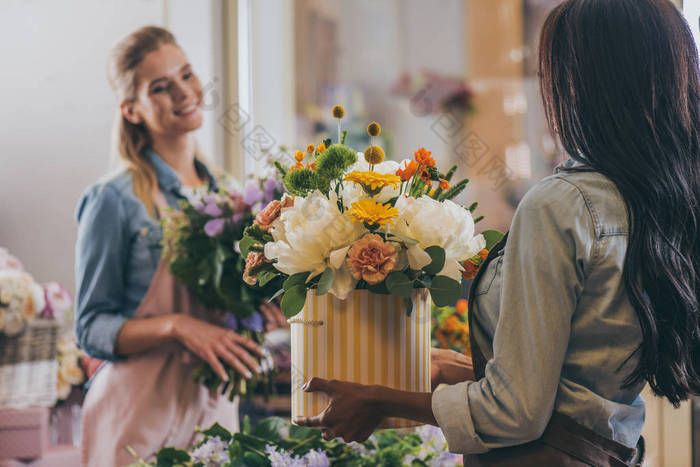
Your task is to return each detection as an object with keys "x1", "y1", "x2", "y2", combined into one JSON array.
[{"x1": 315, "y1": 144, "x2": 357, "y2": 182}]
